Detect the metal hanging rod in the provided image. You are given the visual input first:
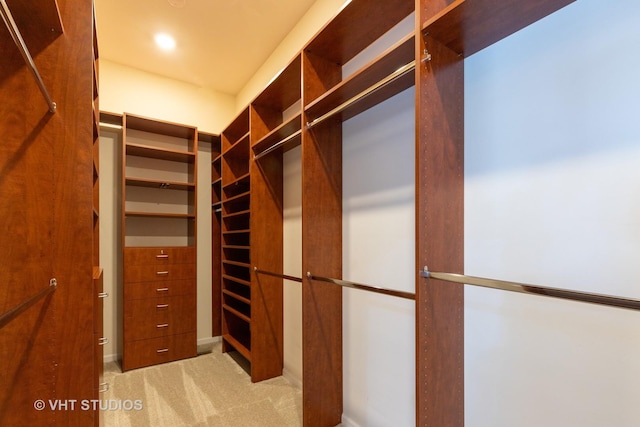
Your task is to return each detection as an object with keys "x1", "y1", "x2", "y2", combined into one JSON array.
[
  {"x1": 421, "y1": 268, "x2": 640, "y2": 311},
  {"x1": 0, "y1": 279, "x2": 57, "y2": 329},
  {"x1": 99, "y1": 122, "x2": 123, "y2": 130},
  {"x1": 307, "y1": 272, "x2": 415, "y2": 300},
  {"x1": 254, "y1": 267, "x2": 303, "y2": 283},
  {"x1": 0, "y1": 0, "x2": 57, "y2": 113},
  {"x1": 253, "y1": 129, "x2": 302, "y2": 161},
  {"x1": 306, "y1": 60, "x2": 416, "y2": 129}
]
